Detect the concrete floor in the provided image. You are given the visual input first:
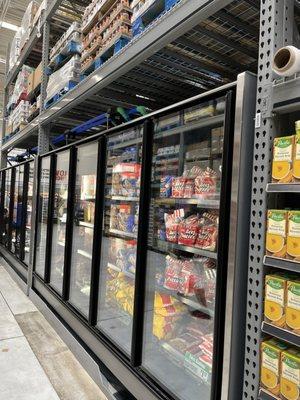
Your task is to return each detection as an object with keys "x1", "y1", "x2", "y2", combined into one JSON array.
[{"x1": 0, "y1": 264, "x2": 108, "y2": 400}]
